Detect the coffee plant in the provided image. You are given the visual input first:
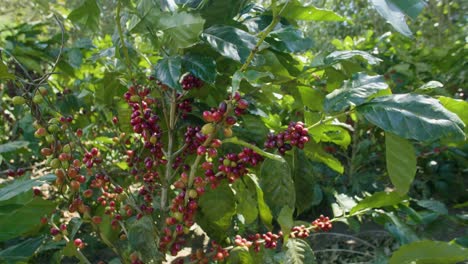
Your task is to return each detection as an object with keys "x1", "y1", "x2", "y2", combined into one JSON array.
[{"x1": 0, "y1": 0, "x2": 467, "y2": 263}]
